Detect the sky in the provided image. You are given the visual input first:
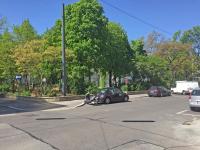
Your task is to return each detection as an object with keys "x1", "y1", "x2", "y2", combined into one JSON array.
[{"x1": 0, "y1": 0, "x2": 200, "y2": 40}]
